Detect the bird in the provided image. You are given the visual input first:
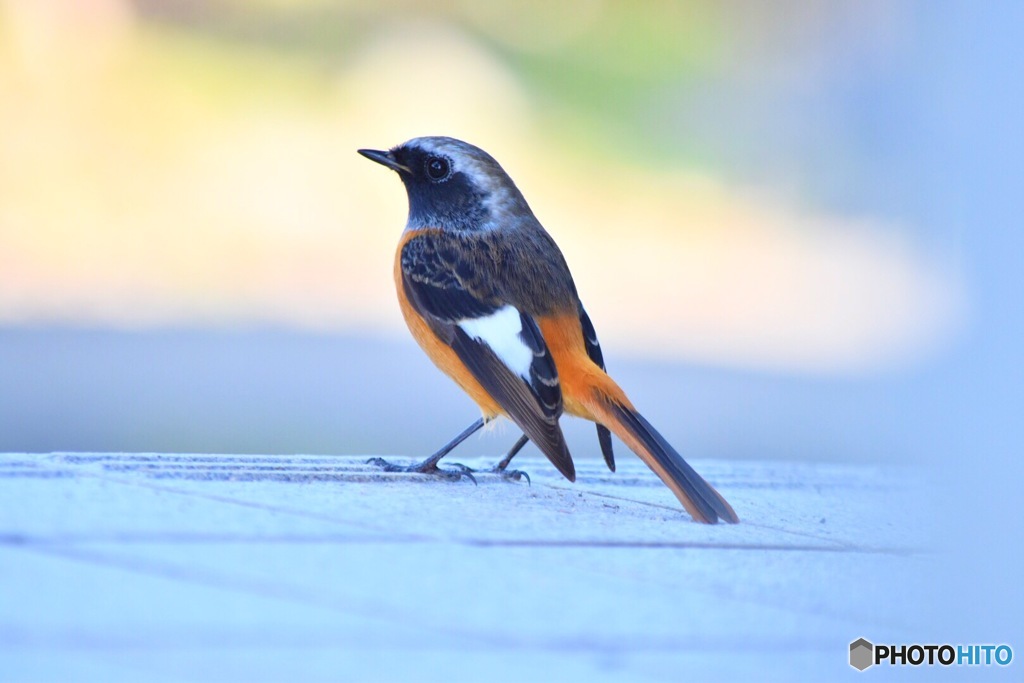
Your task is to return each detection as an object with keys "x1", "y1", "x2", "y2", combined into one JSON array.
[{"x1": 358, "y1": 136, "x2": 739, "y2": 524}]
